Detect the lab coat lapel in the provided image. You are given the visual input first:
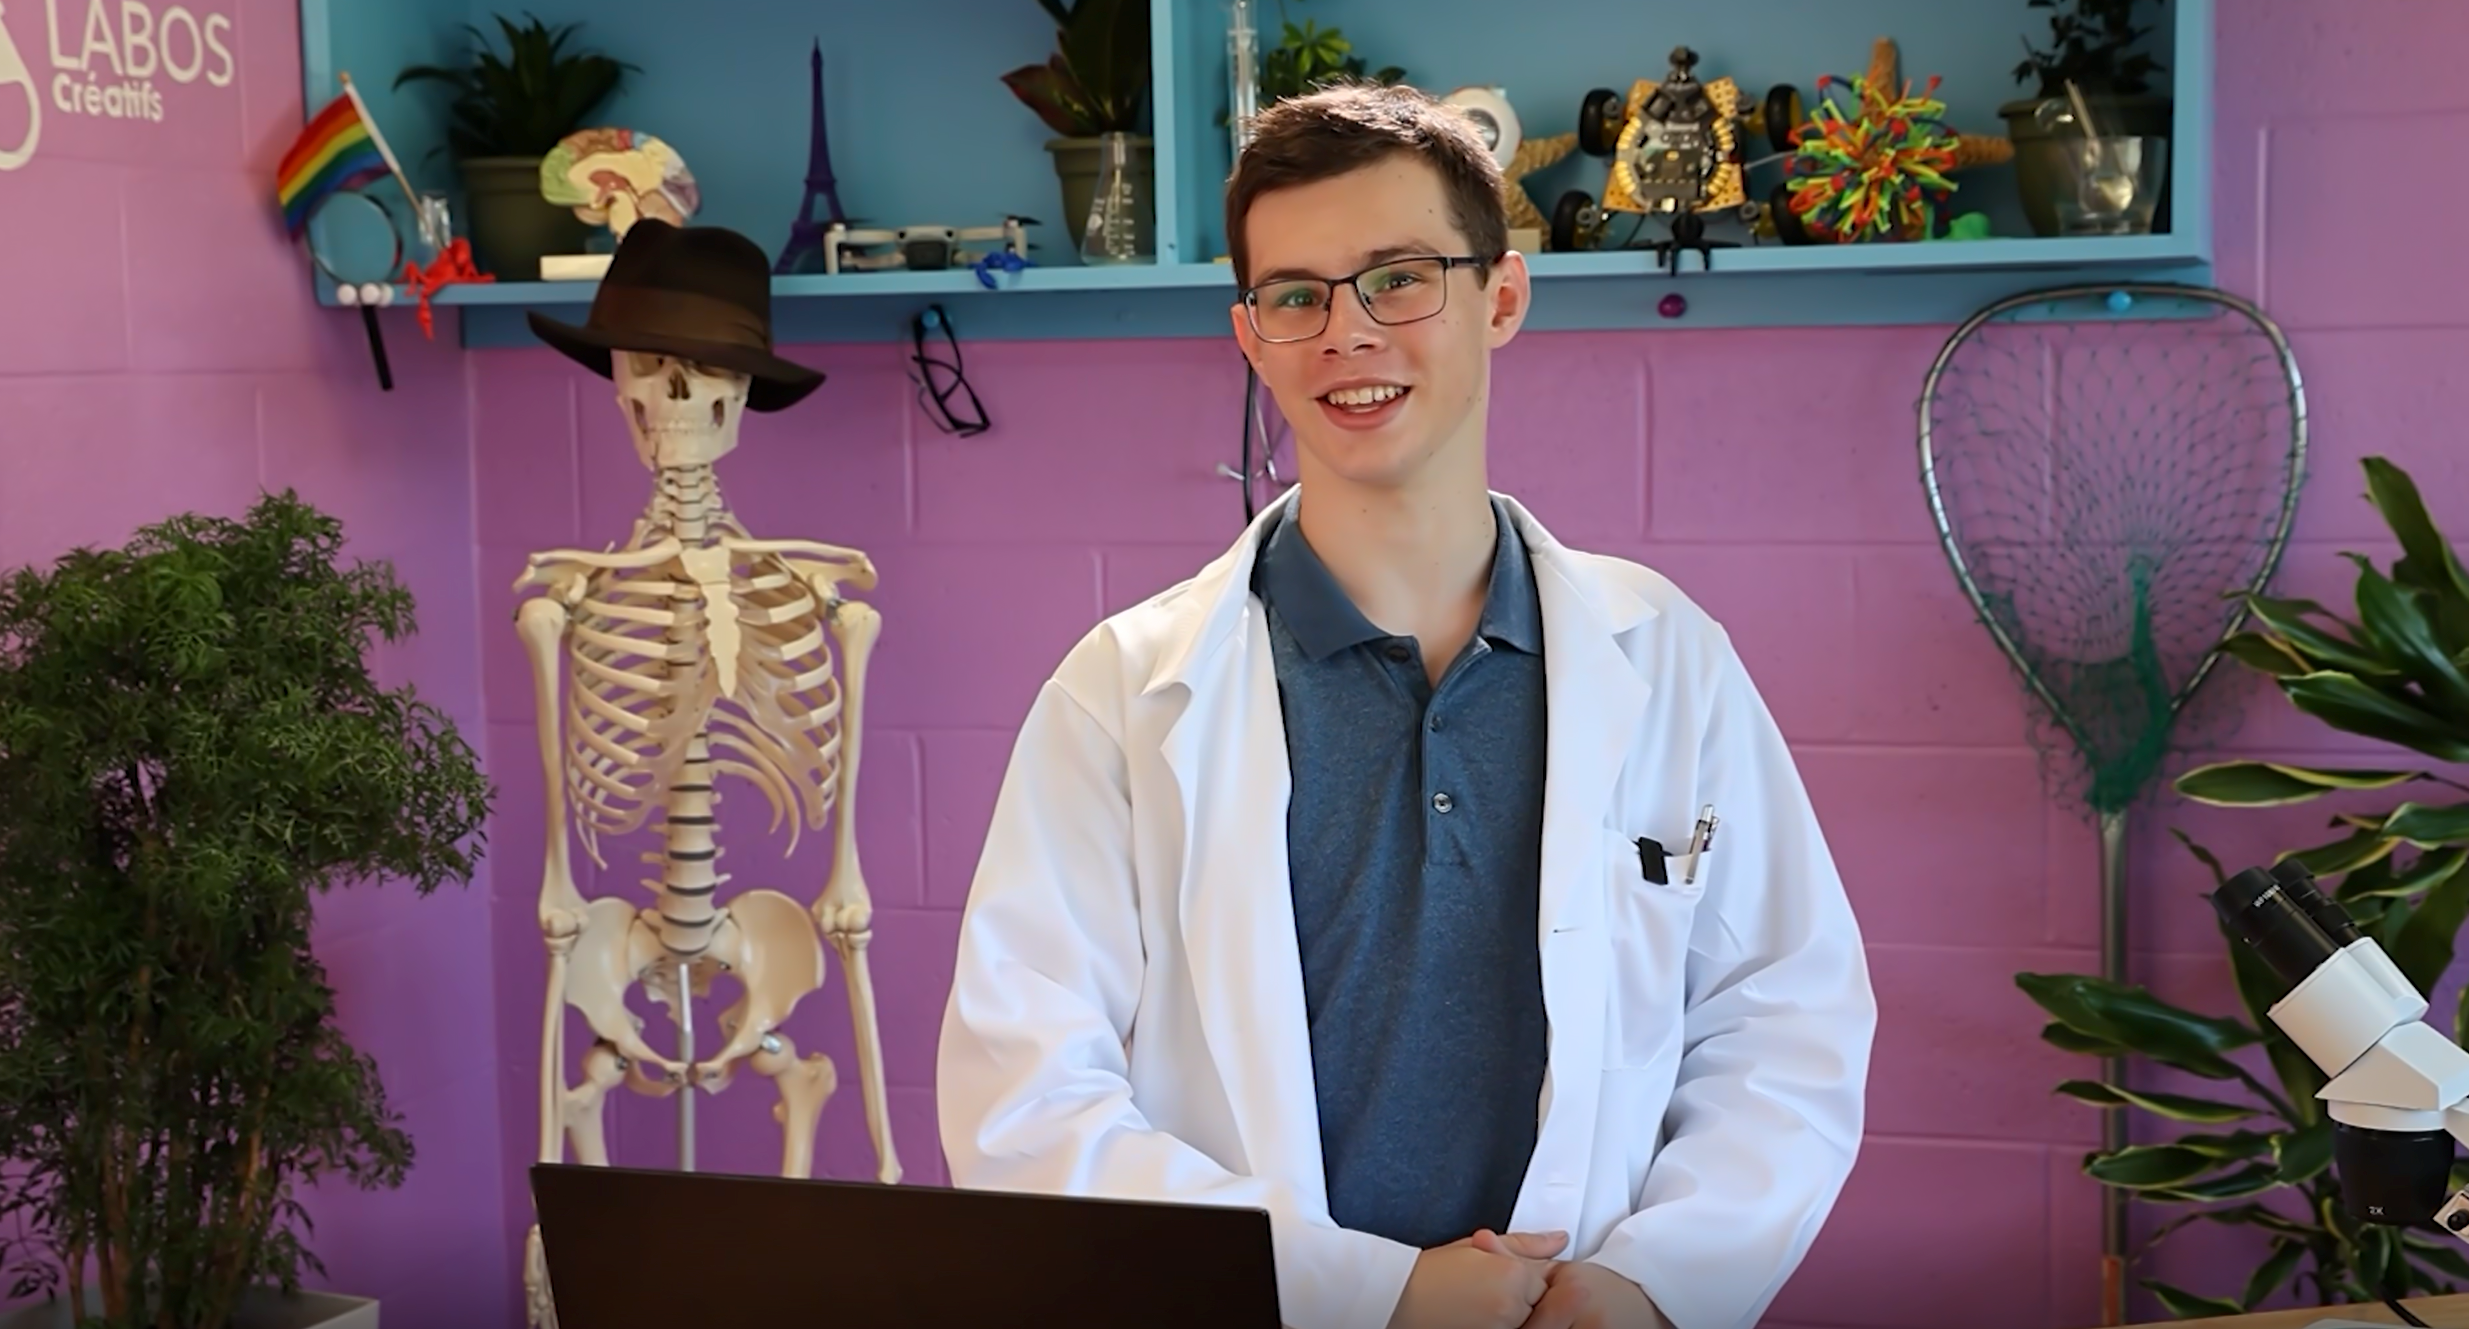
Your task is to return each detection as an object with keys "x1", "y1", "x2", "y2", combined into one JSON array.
[
  {"x1": 1509, "y1": 499, "x2": 1655, "y2": 1233},
  {"x1": 1152, "y1": 490, "x2": 1333, "y2": 1217}
]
